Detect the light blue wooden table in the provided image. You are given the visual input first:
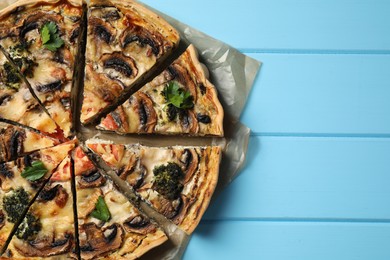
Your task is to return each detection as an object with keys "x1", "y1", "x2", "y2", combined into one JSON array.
[{"x1": 143, "y1": 1, "x2": 390, "y2": 259}]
